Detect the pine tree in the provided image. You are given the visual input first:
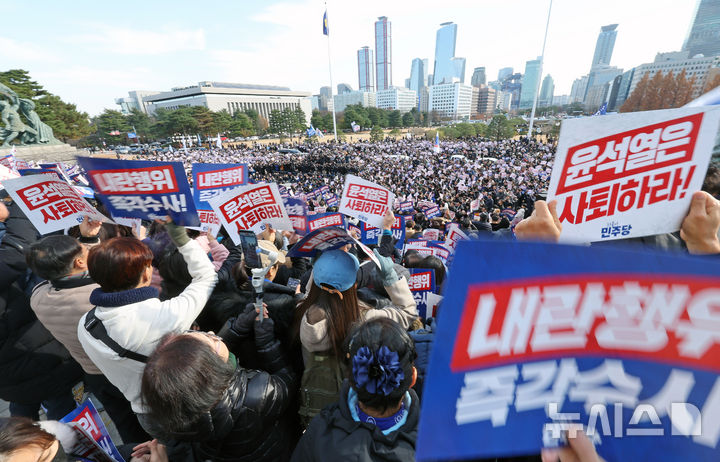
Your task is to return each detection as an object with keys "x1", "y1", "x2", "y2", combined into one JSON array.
[{"x1": 620, "y1": 73, "x2": 650, "y2": 113}]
